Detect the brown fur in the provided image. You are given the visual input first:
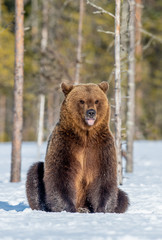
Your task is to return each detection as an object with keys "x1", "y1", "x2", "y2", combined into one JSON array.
[{"x1": 26, "y1": 82, "x2": 129, "y2": 213}]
